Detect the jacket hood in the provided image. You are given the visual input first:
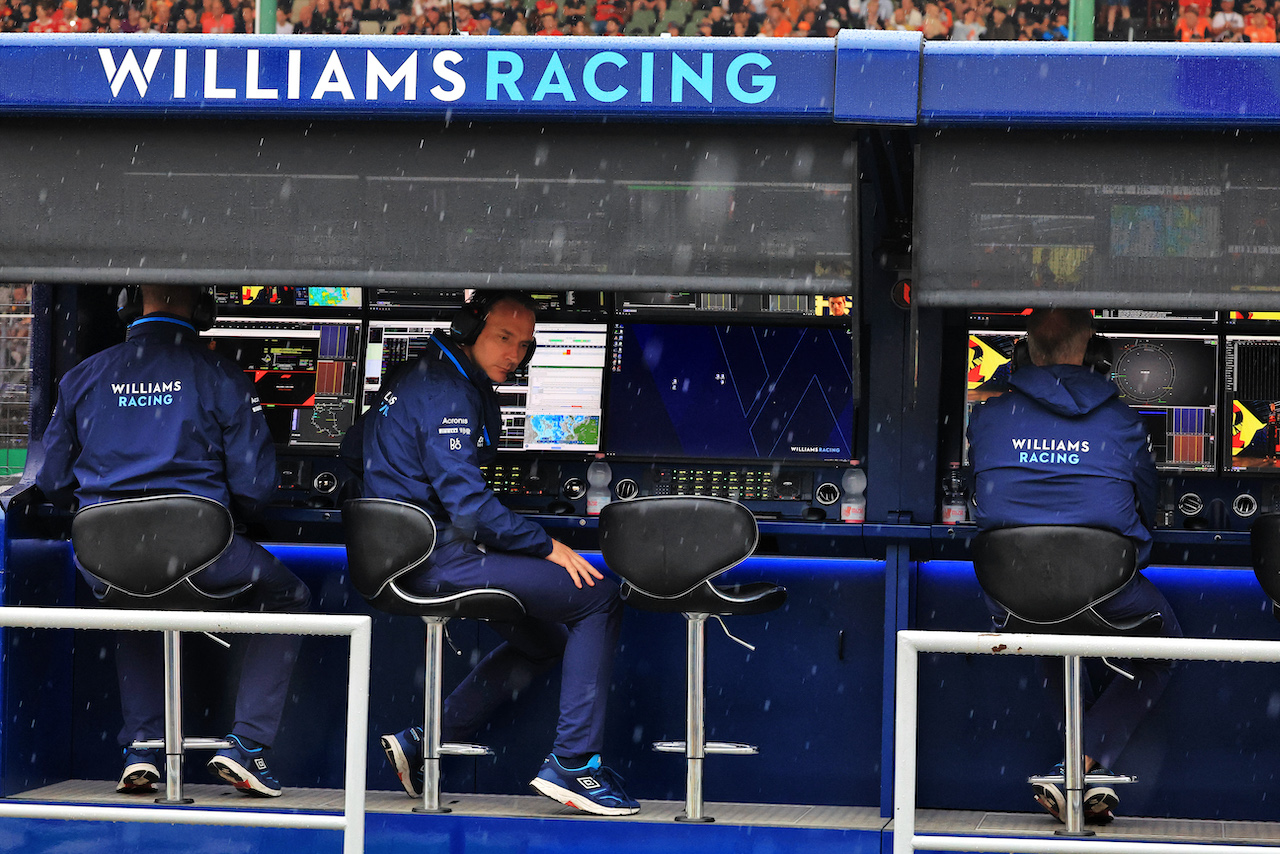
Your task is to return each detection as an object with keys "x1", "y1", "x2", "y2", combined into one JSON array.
[{"x1": 1008, "y1": 363, "x2": 1119, "y2": 417}]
